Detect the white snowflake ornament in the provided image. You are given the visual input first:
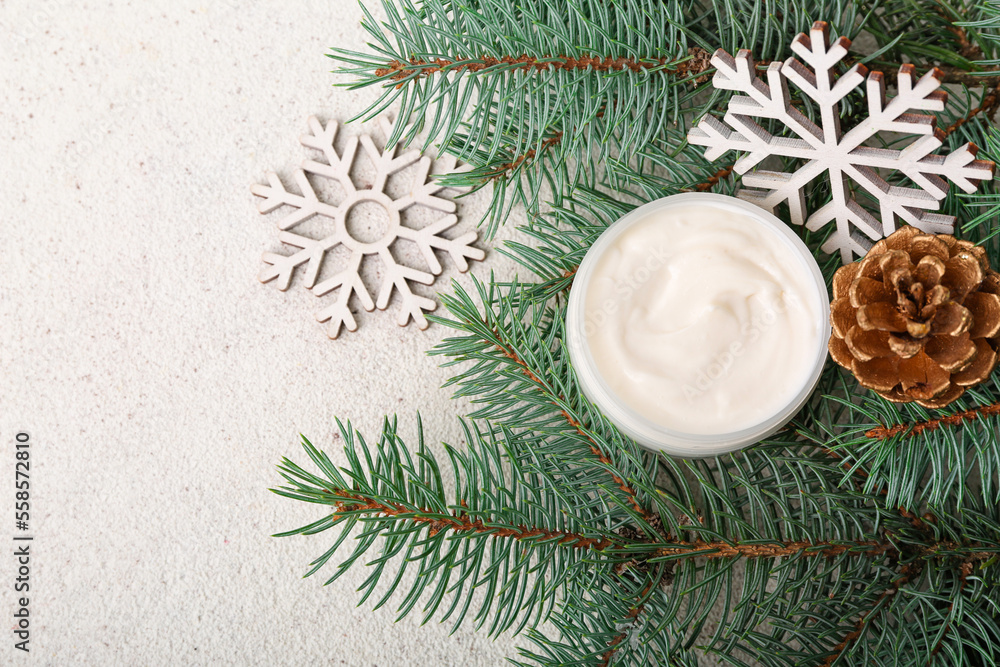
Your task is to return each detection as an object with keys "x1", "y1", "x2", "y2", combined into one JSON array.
[
  {"x1": 252, "y1": 116, "x2": 485, "y2": 338},
  {"x1": 688, "y1": 21, "x2": 995, "y2": 264}
]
